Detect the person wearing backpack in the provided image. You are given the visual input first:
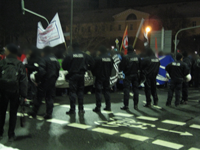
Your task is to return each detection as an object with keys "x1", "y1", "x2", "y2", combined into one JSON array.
[
  {"x1": 28, "y1": 47, "x2": 60, "y2": 119},
  {"x1": 0, "y1": 44, "x2": 28, "y2": 141}
]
